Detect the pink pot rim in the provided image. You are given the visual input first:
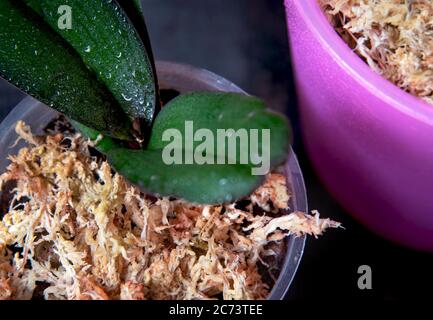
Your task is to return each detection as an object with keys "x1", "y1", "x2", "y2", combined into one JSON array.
[{"x1": 285, "y1": 0, "x2": 433, "y2": 126}]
